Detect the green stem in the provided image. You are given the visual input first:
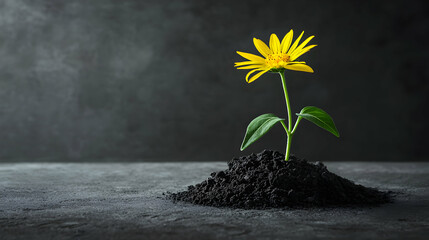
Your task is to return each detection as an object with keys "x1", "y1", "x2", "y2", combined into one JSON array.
[
  {"x1": 279, "y1": 71, "x2": 293, "y2": 161},
  {"x1": 291, "y1": 117, "x2": 302, "y2": 135},
  {"x1": 280, "y1": 120, "x2": 289, "y2": 134},
  {"x1": 280, "y1": 72, "x2": 292, "y2": 131},
  {"x1": 285, "y1": 134, "x2": 292, "y2": 161}
]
